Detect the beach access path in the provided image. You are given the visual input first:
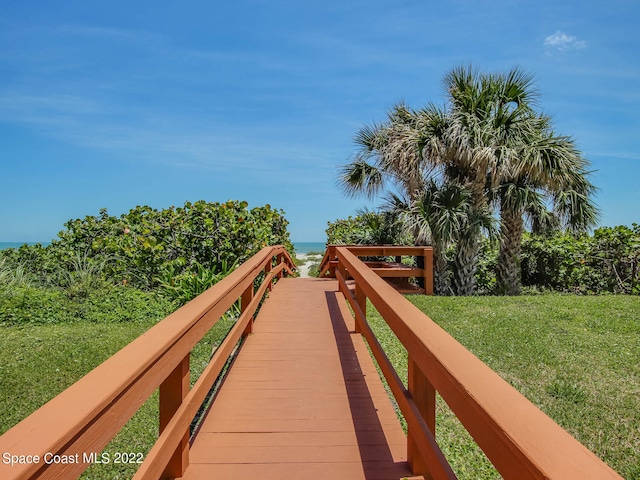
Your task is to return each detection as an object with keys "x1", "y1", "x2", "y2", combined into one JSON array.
[
  {"x1": 296, "y1": 253, "x2": 312, "y2": 278},
  {"x1": 181, "y1": 277, "x2": 420, "y2": 479}
]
